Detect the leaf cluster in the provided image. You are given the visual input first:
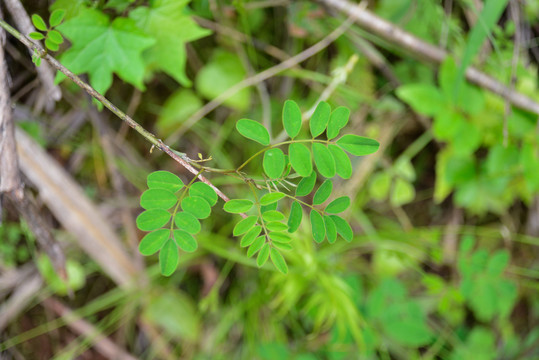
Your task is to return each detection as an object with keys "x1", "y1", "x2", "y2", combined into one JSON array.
[{"x1": 29, "y1": 10, "x2": 66, "y2": 65}]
